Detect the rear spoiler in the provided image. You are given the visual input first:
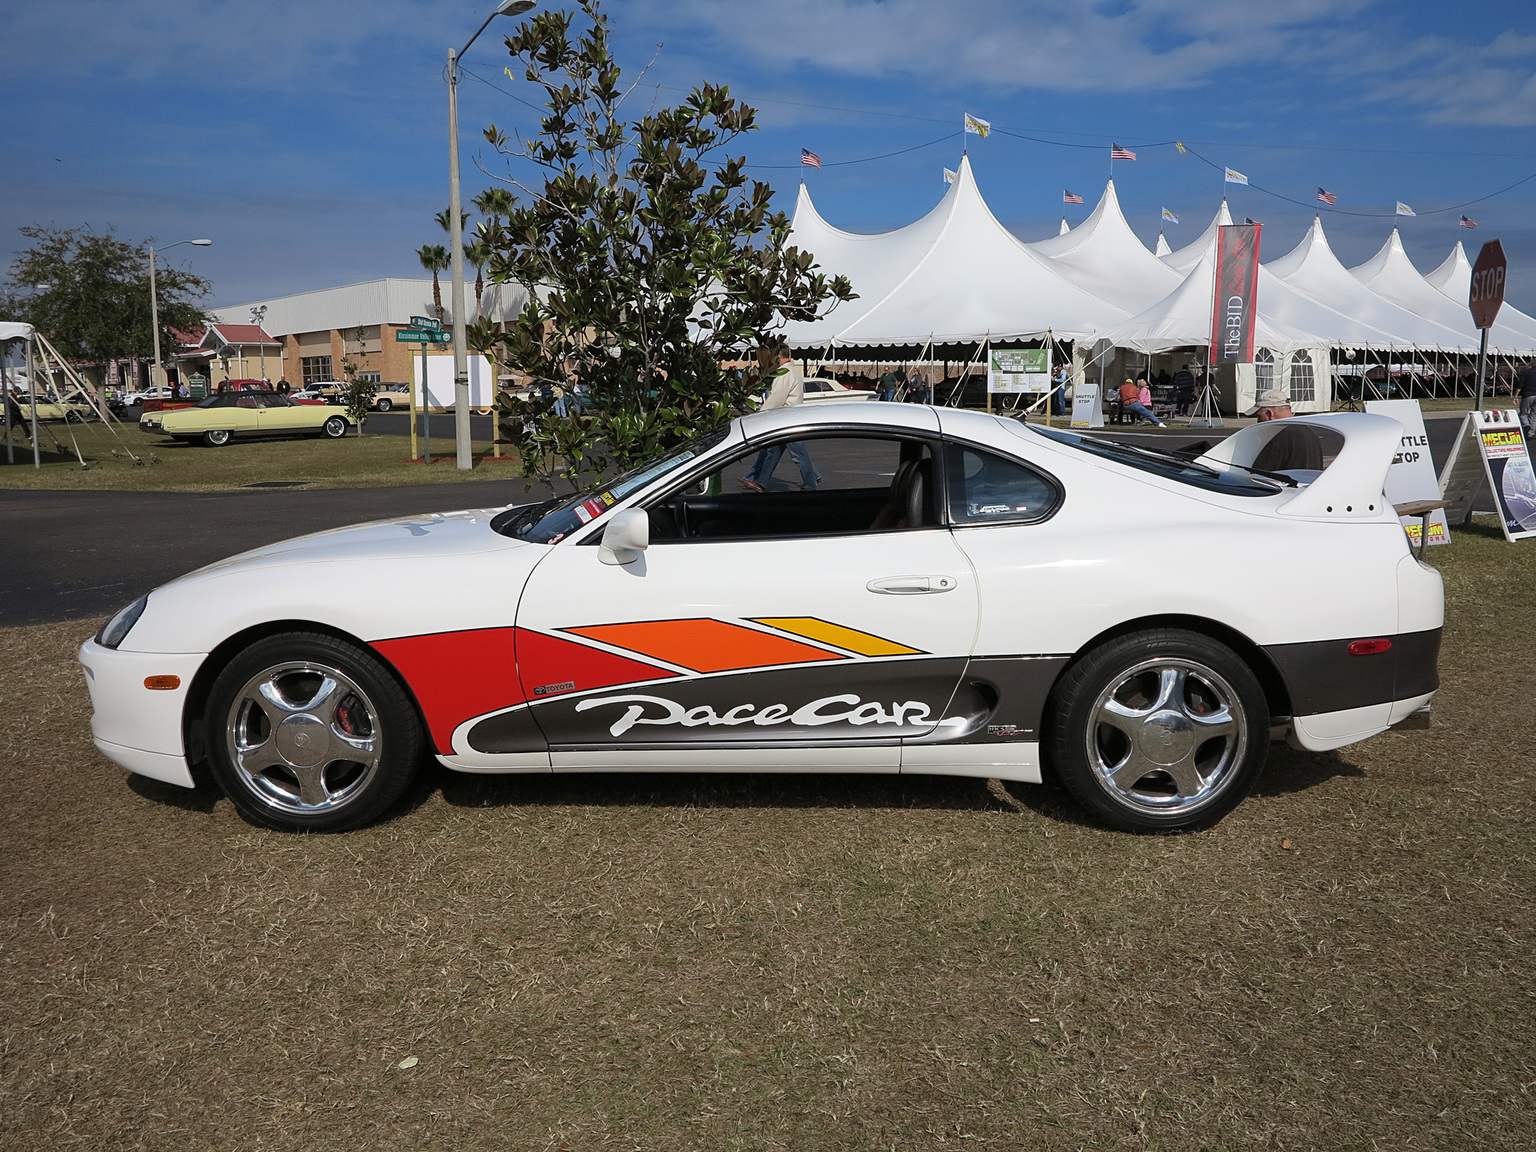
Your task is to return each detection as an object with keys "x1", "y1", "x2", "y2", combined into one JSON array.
[{"x1": 1197, "y1": 412, "x2": 1402, "y2": 520}]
